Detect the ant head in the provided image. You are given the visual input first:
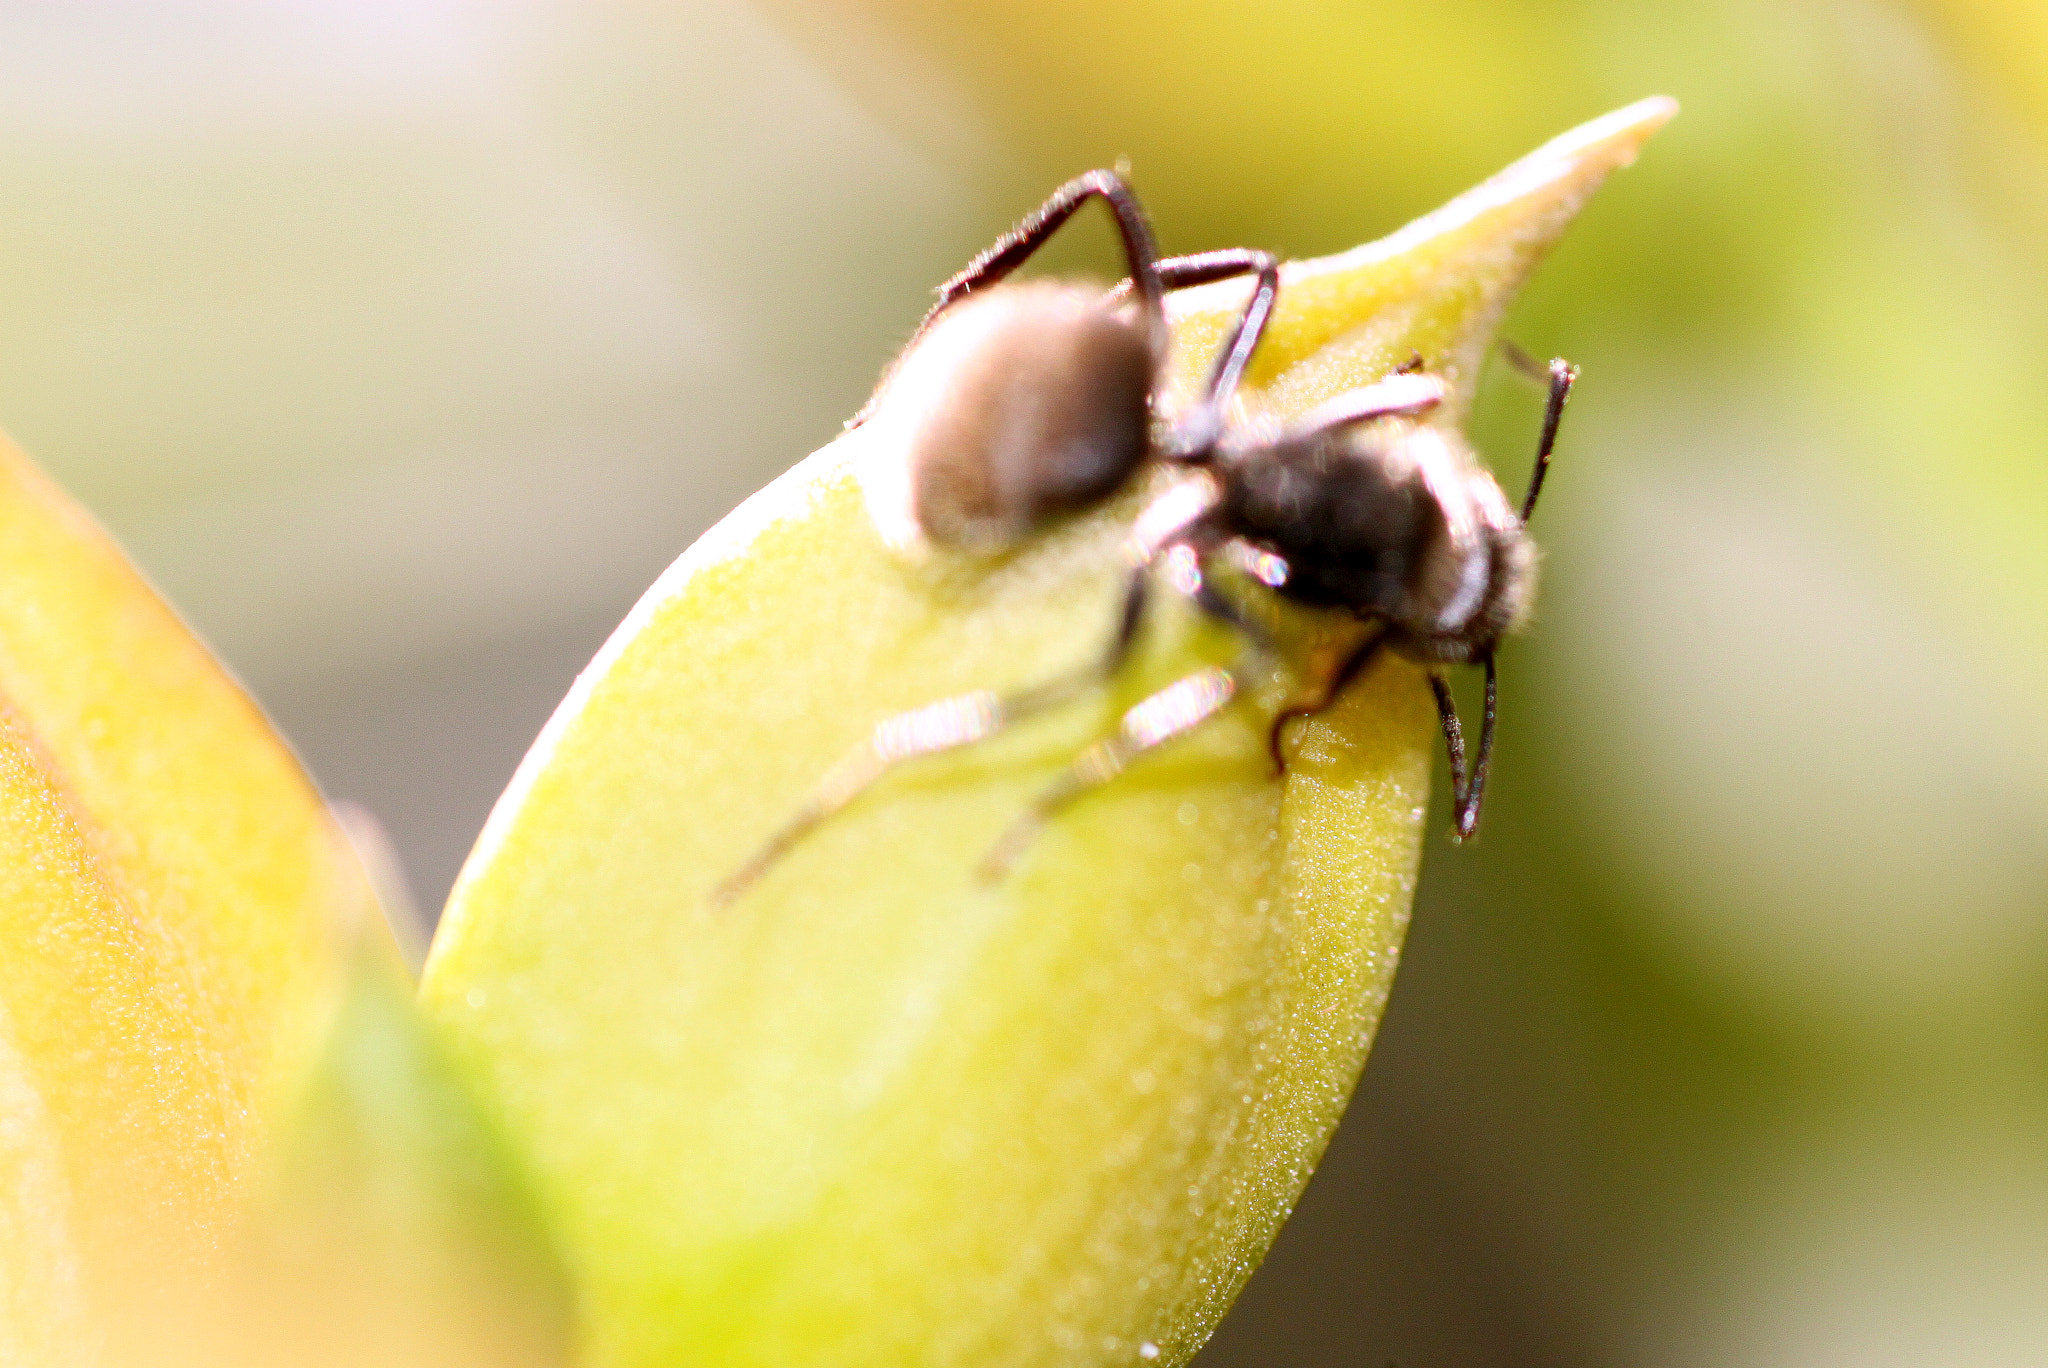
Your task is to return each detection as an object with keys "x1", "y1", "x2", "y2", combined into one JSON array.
[
  {"x1": 1397, "y1": 515, "x2": 1535, "y2": 664},
  {"x1": 1383, "y1": 425, "x2": 1536, "y2": 664}
]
